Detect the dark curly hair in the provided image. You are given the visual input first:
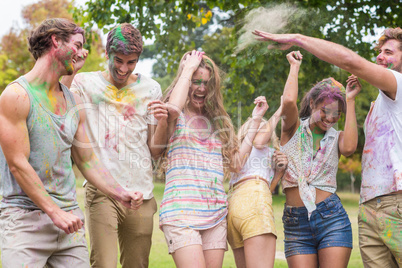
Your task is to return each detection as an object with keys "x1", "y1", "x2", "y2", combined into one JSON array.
[
  {"x1": 28, "y1": 18, "x2": 85, "y2": 60},
  {"x1": 106, "y1": 23, "x2": 143, "y2": 56}
]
